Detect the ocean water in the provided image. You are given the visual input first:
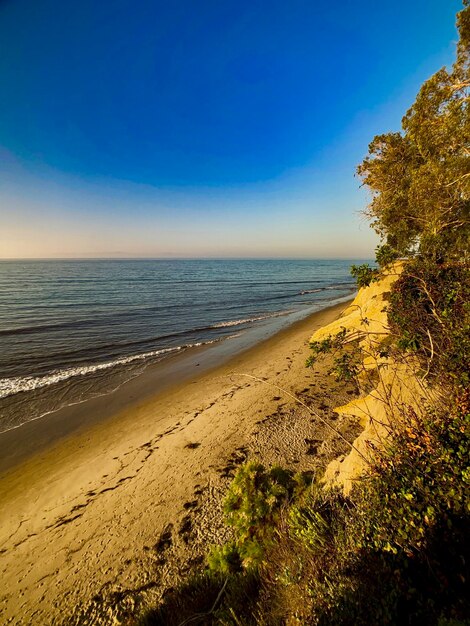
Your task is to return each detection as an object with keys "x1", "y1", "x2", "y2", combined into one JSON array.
[{"x1": 0, "y1": 259, "x2": 359, "y2": 433}]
